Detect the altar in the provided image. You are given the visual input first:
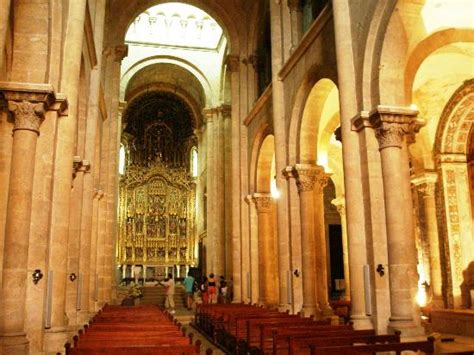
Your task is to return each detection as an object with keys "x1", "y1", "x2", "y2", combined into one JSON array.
[{"x1": 431, "y1": 309, "x2": 474, "y2": 337}]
